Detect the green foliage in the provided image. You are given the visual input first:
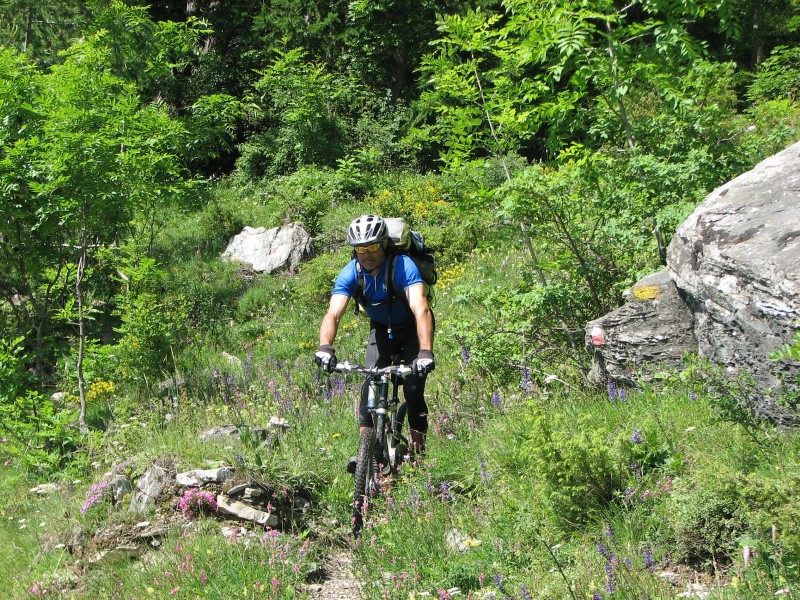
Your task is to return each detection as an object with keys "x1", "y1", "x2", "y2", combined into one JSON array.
[
  {"x1": 261, "y1": 167, "x2": 352, "y2": 235},
  {"x1": 665, "y1": 476, "x2": 748, "y2": 567},
  {"x1": 1, "y1": 337, "x2": 96, "y2": 477},
  {"x1": 162, "y1": 259, "x2": 244, "y2": 341},
  {"x1": 771, "y1": 330, "x2": 800, "y2": 362},
  {"x1": 194, "y1": 191, "x2": 249, "y2": 254},
  {"x1": 112, "y1": 291, "x2": 187, "y2": 385},
  {"x1": 0, "y1": 0, "x2": 91, "y2": 64},
  {"x1": 0, "y1": 336, "x2": 29, "y2": 402},
  {"x1": 739, "y1": 459, "x2": 800, "y2": 580},
  {"x1": 239, "y1": 47, "x2": 413, "y2": 183},
  {"x1": 345, "y1": 0, "x2": 465, "y2": 101},
  {"x1": 523, "y1": 408, "x2": 622, "y2": 524},
  {"x1": 239, "y1": 48, "x2": 356, "y2": 179},
  {"x1": 292, "y1": 248, "x2": 351, "y2": 306},
  {"x1": 4, "y1": 1, "x2": 800, "y2": 596},
  {"x1": 747, "y1": 46, "x2": 800, "y2": 103},
  {"x1": 0, "y1": 34, "x2": 200, "y2": 394}
]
